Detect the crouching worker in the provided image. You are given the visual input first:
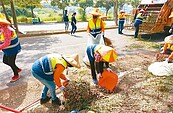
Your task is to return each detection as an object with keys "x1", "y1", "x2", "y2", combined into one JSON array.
[
  {"x1": 31, "y1": 53, "x2": 80, "y2": 105},
  {"x1": 86, "y1": 44, "x2": 117, "y2": 84},
  {"x1": 160, "y1": 35, "x2": 173, "y2": 63}
]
